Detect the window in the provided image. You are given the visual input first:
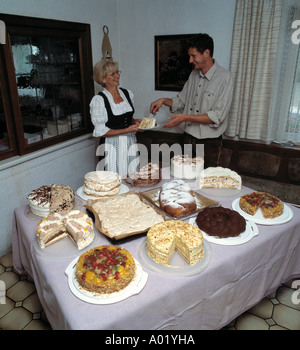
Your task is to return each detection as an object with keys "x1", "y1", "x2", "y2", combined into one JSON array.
[
  {"x1": 286, "y1": 48, "x2": 300, "y2": 137},
  {"x1": 0, "y1": 14, "x2": 94, "y2": 161},
  {"x1": 268, "y1": 1, "x2": 300, "y2": 145}
]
